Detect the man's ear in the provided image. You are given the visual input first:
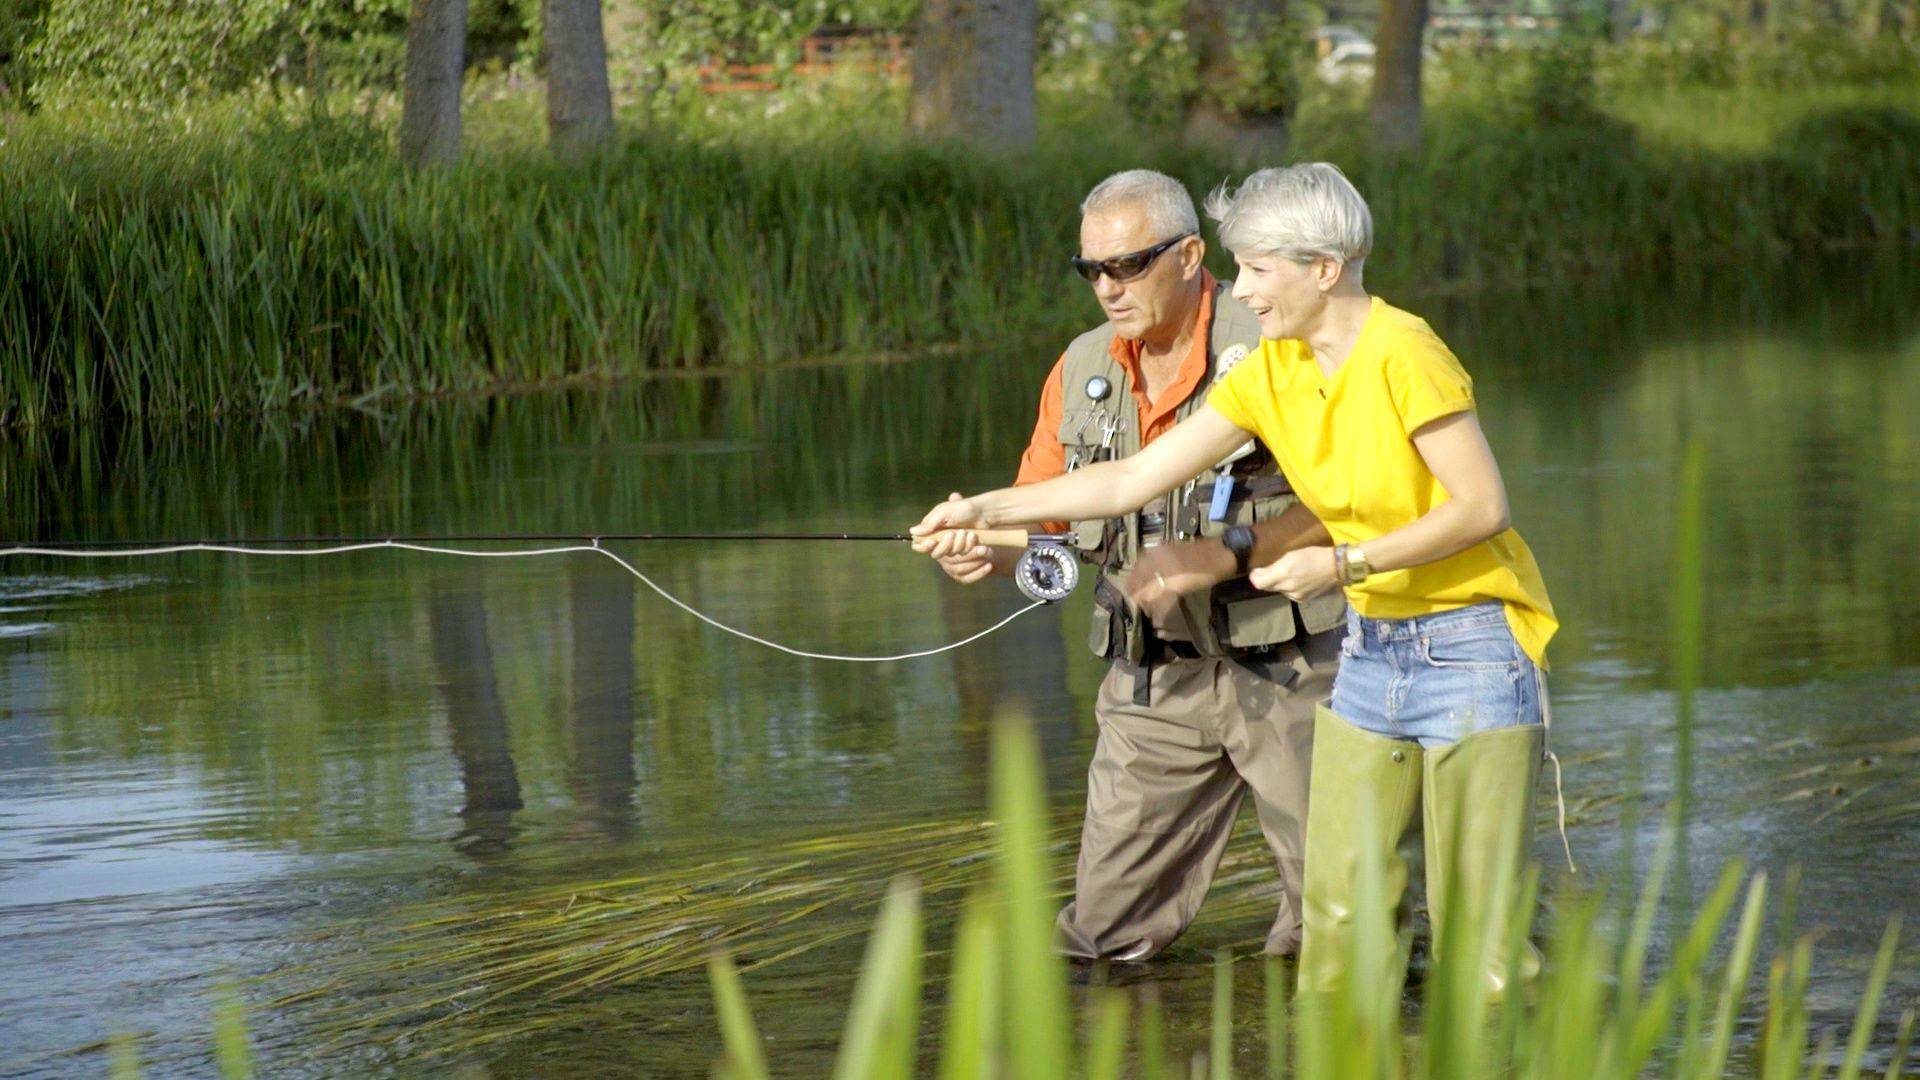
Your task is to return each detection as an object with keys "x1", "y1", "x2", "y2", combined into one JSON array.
[{"x1": 1181, "y1": 236, "x2": 1206, "y2": 278}]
